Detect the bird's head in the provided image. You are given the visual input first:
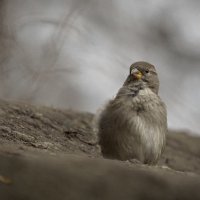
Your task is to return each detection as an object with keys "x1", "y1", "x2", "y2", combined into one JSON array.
[{"x1": 126, "y1": 61, "x2": 160, "y2": 94}]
